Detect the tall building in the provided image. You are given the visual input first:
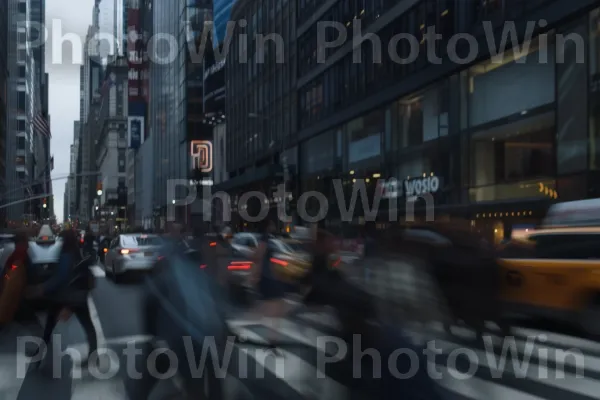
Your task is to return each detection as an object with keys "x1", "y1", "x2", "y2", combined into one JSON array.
[
  {"x1": 222, "y1": 0, "x2": 296, "y2": 228},
  {"x1": 77, "y1": 1, "x2": 103, "y2": 223},
  {"x1": 67, "y1": 120, "x2": 79, "y2": 220},
  {"x1": 148, "y1": 0, "x2": 212, "y2": 229},
  {"x1": 213, "y1": 0, "x2": 234, "y2": 45},
  {"x1": 92, "y1": 57, "x2": 128, "y2": 227},
  {"x1": 5, "y1": 0, "x2": 48, "y2": 223},
  {"x1": 222, "y1": 0, "x2": 600, "y2": 241},
  {"x1": 134, "y1": 0, "x2": 153, "y2": 227},
  {"x1": 0, "y1": 0, "x2": 9, "y2": 225}
]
